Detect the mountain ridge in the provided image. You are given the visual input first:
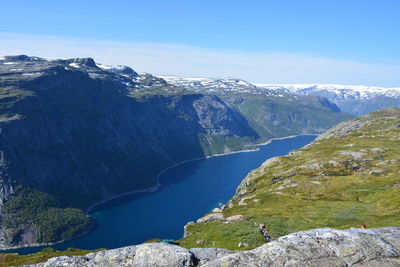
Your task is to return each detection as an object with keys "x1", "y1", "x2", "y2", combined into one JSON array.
[
  {"x1": 159, "y1": 75, "x2": 351, "y2": 141},
  {"x1": 159, "y1": 75, "x2": 400, "y2": 116},
  {"x1": 257, "y1": 83, "x2": 400, "y2": 115}
]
